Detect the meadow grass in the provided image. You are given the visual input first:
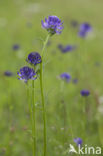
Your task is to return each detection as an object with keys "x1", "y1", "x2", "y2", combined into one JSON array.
[{"x1": 0, "y1": 0, "x2": 103, "y2": 155}]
